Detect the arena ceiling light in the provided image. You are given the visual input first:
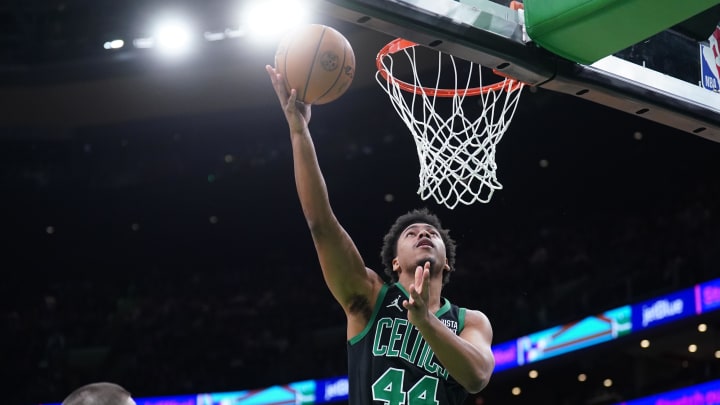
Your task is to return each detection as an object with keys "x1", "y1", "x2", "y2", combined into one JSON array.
[
  {"x1": 152, "y1": 17, "x2": 195, "y2": 55},
  {"x1": 241, "y1": 0, "x2": 311, "y2": 40},
  {"x1": 103, "y1": 39, "x2": 125, "y2": 50}
]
